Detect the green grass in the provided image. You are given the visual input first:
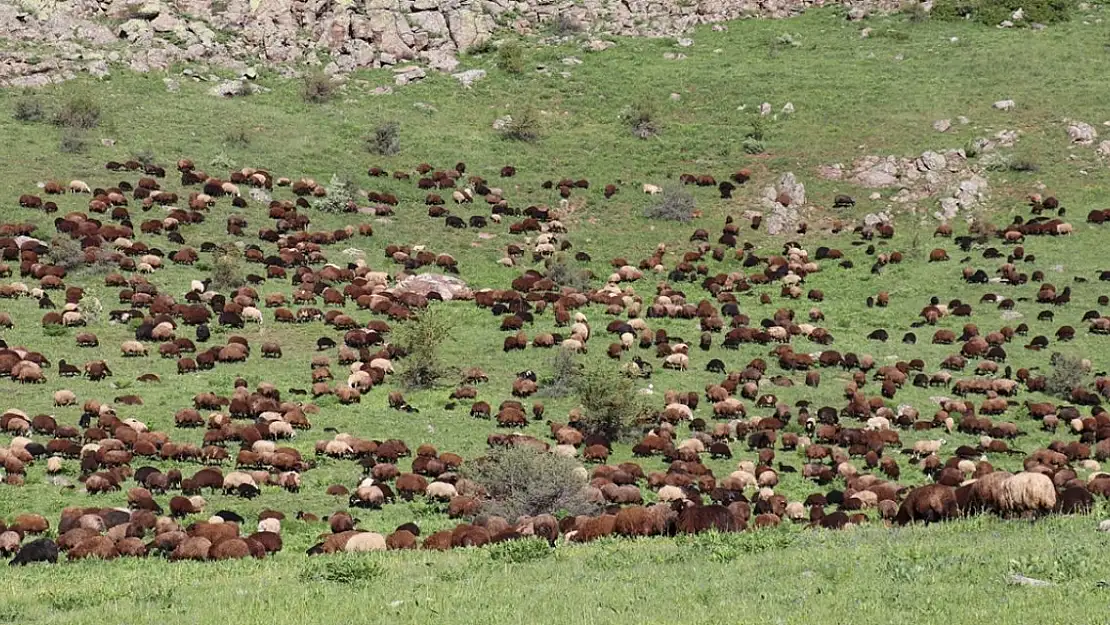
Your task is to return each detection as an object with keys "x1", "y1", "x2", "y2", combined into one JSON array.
[{"x1": 0, "y1": 6, "x2": 1110, "y2": 623}]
